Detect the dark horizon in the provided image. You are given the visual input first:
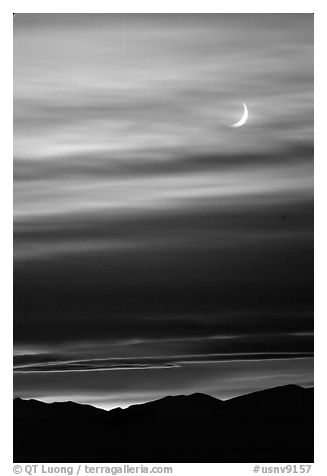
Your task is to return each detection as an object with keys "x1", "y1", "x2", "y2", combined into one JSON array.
[
  {"x1": 14, "y1": 384, "x2": 314, "y2": 462},
  {"x1": 14, "y1": 381, "x2": 313, "y2": 409}
]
